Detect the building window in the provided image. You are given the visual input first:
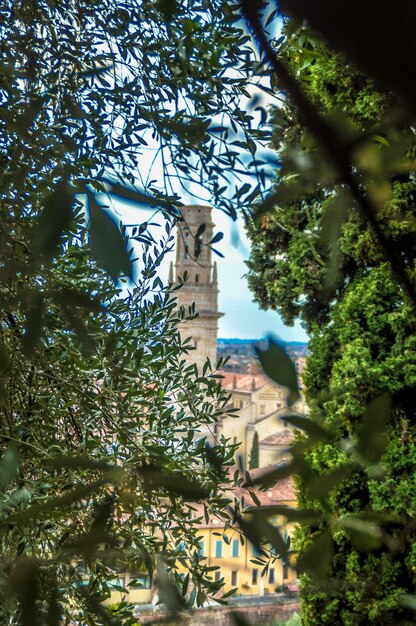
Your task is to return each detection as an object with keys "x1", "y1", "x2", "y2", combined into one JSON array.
[
  {"x1": 276, "y1": 402, "x2": 282, "y2": 408},
  {"x1": 232, "y1": 539, "x2": 239, "y2": 557},
  {"x1": 109, "y1": 577, "x2": 125, "y2": 590},
  {"x1": 283, "y1": 561, "x2": 289, "y2": 579},
  {"x1": 252, "y1": 544, "x2": 260, "y2": 557},
  {"x1": 215, "y1": 540, "x2": 223, "y2": 558},
  {"x1": 231, "y1": 571, "x2": 238, "y2": 586},
  {"x1": 260, "y1": 404, "x2": 265, "y2": 415},
  {"x1": 199, "y1": 542, "x2": 205, "y2": 557},
  {"x1": 214, "y1": 570, "x2": 221, "y2": 582},
  {"x1": 195, "y1": 274, "x2": 199, "y2": 283},
  {"x1": 233, "y1": 436, "x2": 237, "y2": 445},
  {"x1": 269, "y1": 568, "x2": 275, "y2": 584},
  {"x1": 129, "y1": 574, "x2": 151, "y2": 590},
  {"x1": 239, "y1": 399, "x2": 244, "y2": 408},
  {"x1": 252, "y1": 569, "x2": 258, "y2": 585}
]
